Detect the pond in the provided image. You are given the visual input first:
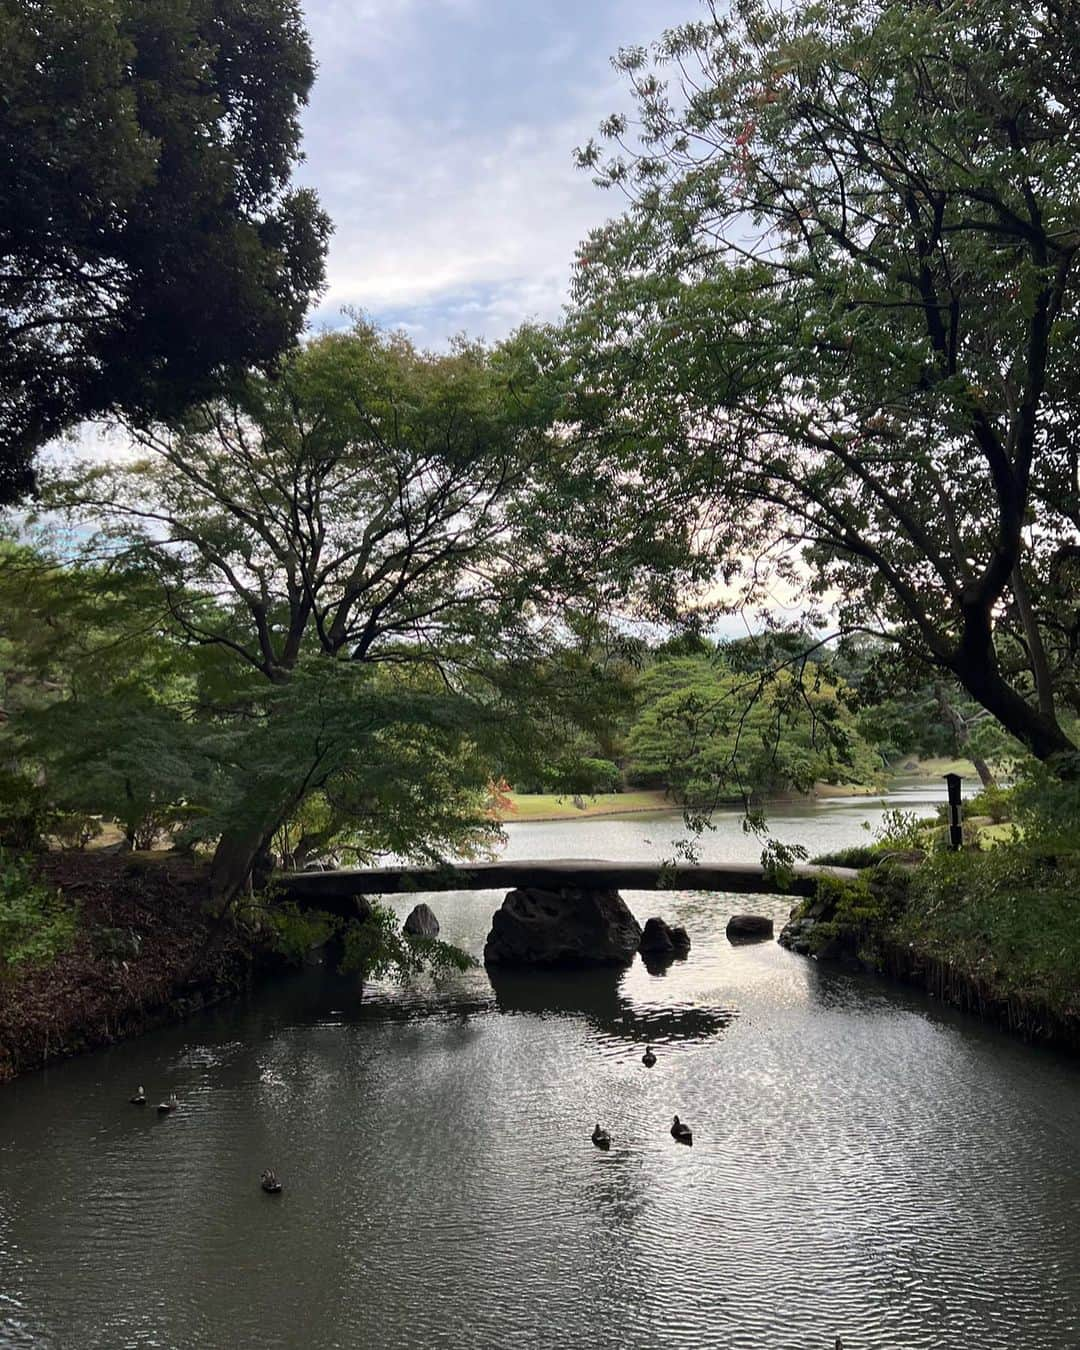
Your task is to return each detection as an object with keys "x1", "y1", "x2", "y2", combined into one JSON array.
[{"x1": 1, "y1": 789, "x2": 1078, "y2": 1349}]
